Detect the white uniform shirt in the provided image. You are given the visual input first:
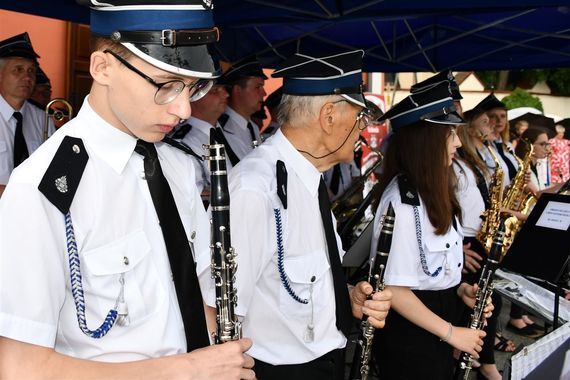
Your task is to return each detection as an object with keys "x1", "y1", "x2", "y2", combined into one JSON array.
[
  {"x1": 225, "y1": 129, "x2": 346, "y2": 365},
  {"x1": 220, "y1": 106, "x2": 261, "y2": 161},
  {"x1": 0, "y1": 97, "x2": 212, "y2": 361},
  {"x1": 323, "y1": 160, "x2": 361, "y2": 201},
  {"x1": 453, "y1": 160, "x2": 485, "y2": 237},
  {"x1": 371, "y1": 177, "x2": 463, "y2": 290},
  {"x1": 531, "y1": 157, "x2": 551, "y2": 191},
  {"x1": 477, "y1": 144, "x2": 513, "y2": 190},
  {"x1": 493, "y1": 139, "x2": 519, "y2": 188},
  {"x1": 179, "y1": 116, "x2": 215, "y2": 193},
  {"x1": 0, "y1": 95, "x2": 55, "y2": 184}
]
